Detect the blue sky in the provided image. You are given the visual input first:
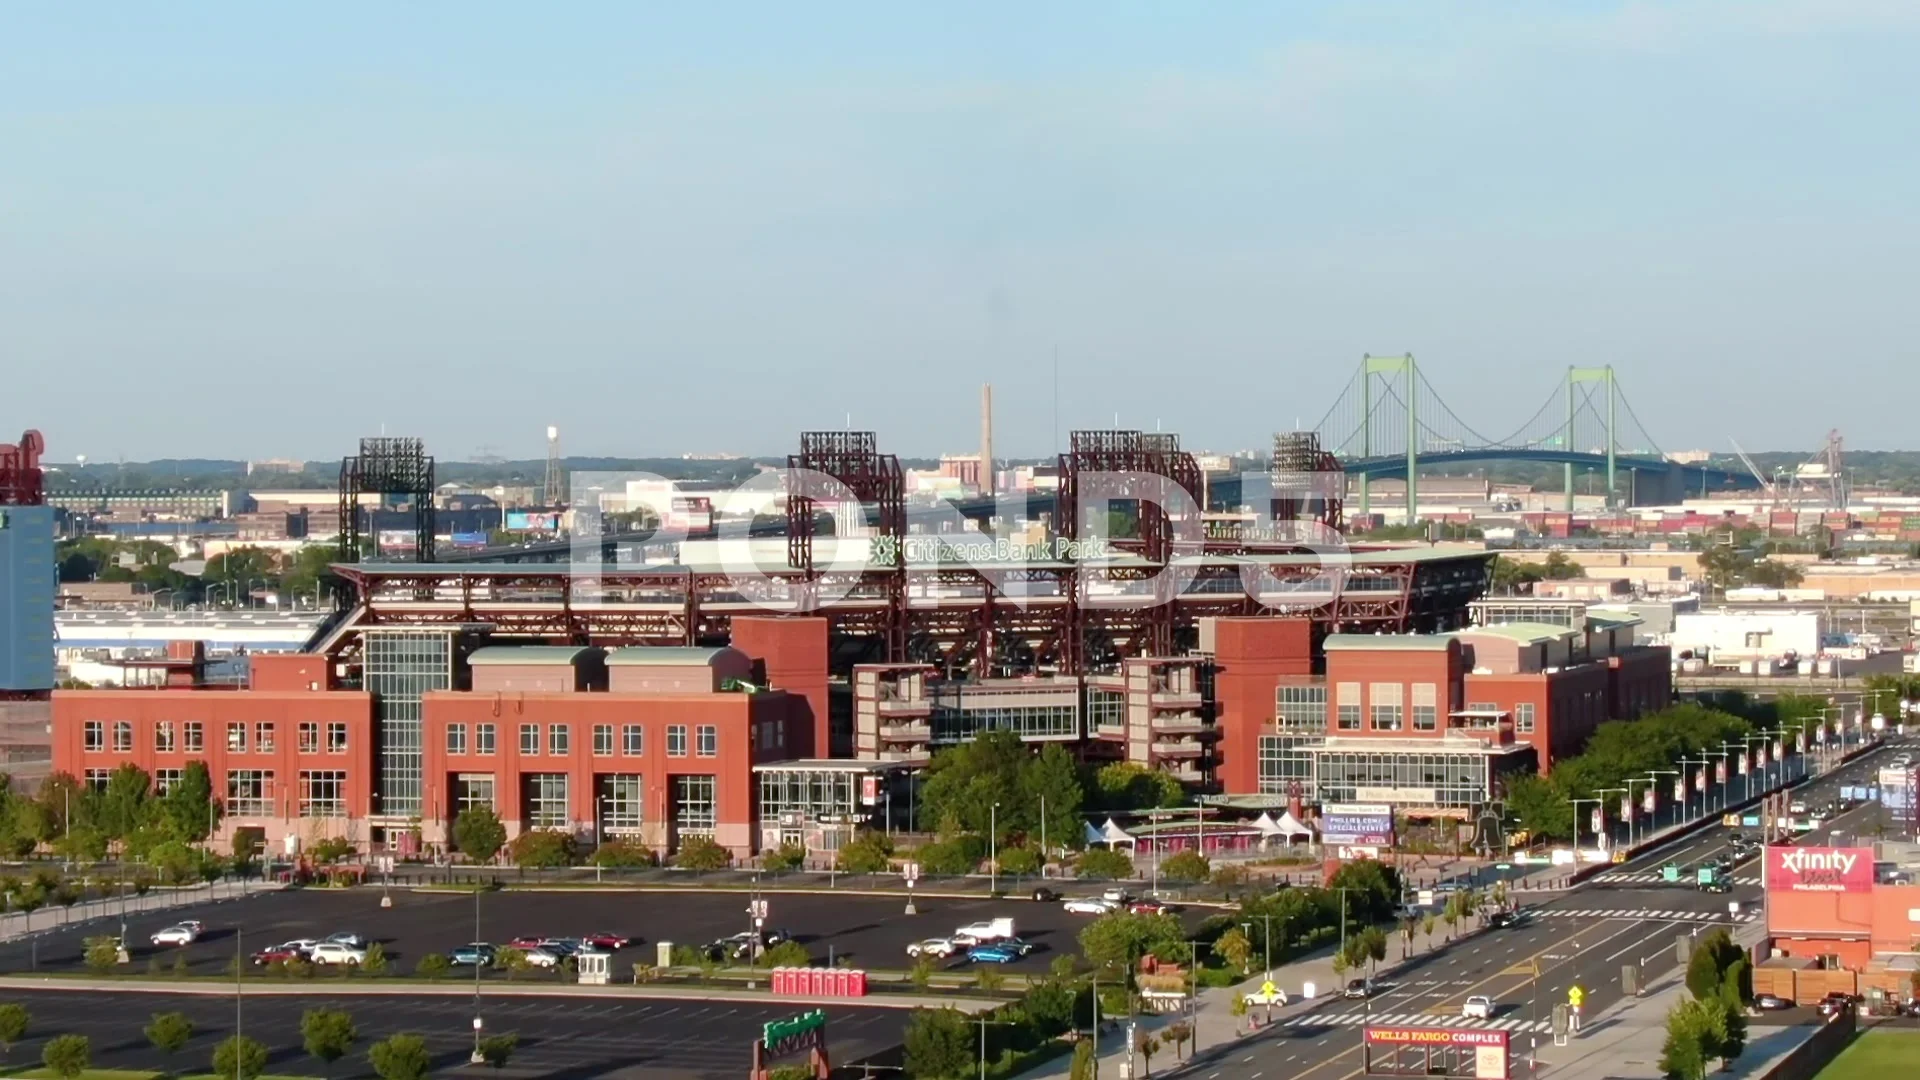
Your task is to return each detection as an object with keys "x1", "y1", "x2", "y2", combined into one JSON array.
[{"x1": 3, "y1": 2, "x2": 1915, "y2": 461}]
